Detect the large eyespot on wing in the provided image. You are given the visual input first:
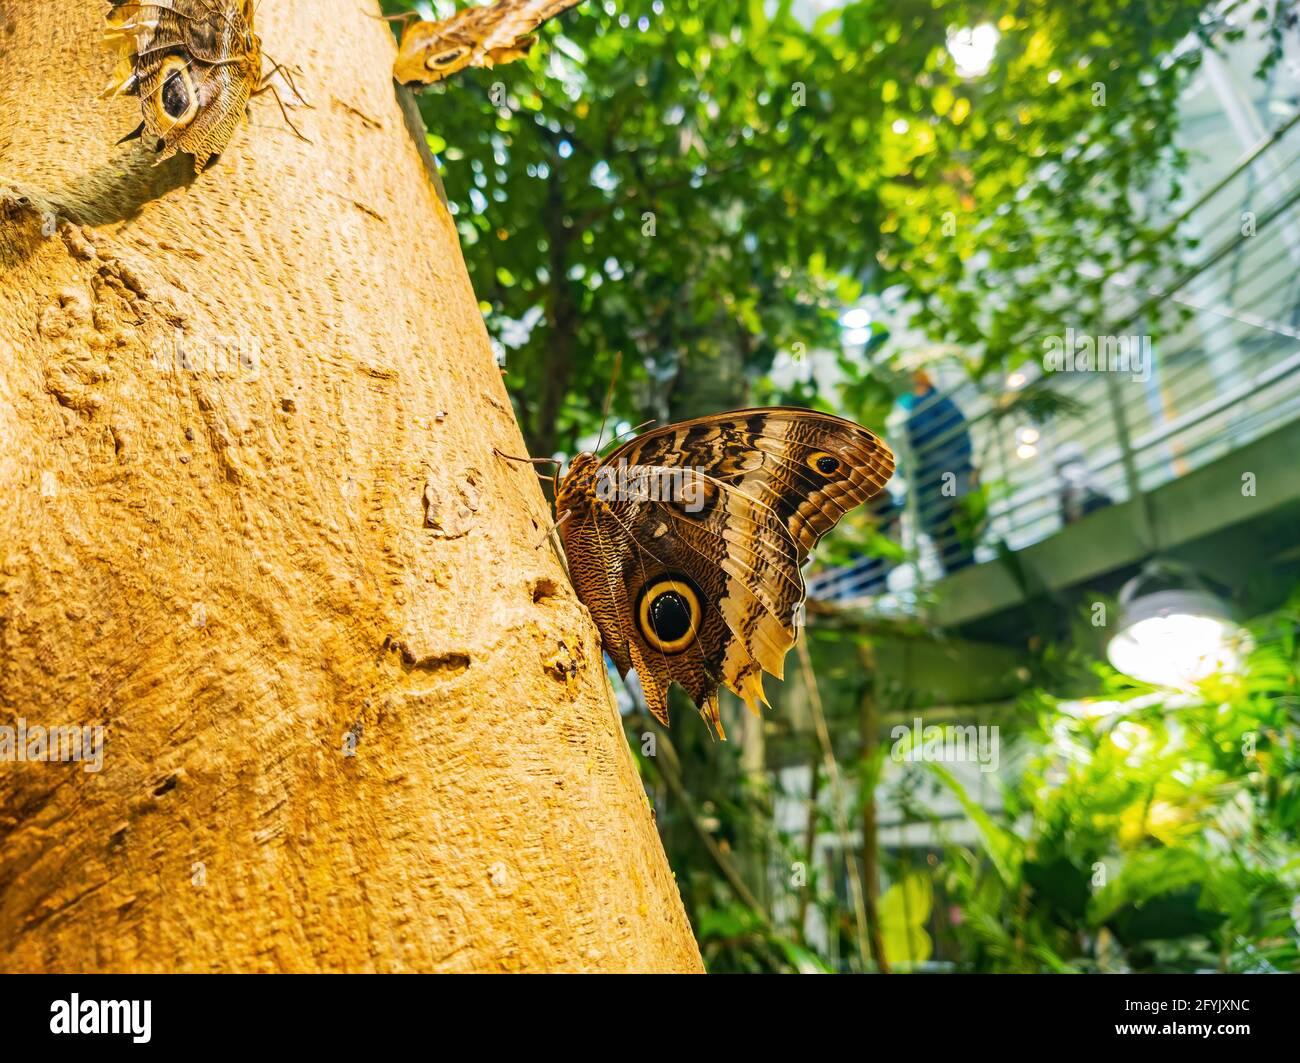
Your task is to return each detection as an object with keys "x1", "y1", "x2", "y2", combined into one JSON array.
[
  {"x1": 394, "y1": 0, "x2": 584, "y2": 84},
  {"x1": 393, "y1": 14, "x2": 476, "y2": 85},
  {"x1": 576, "y1": 409, "x2": 893, "y2": 739},
  {"x1": 152, "y1": 55, "x2": 200, "y2": 133},
  {"x1": 598, "y1": 491, "x2": 793, "y2": 736},
  {"x1": 619, "y1": 562, "x2": 733, "y2": 740},
  {"x1": 634, "y1": 573, "x2": 703, "y2": 655},
  {"x1": 426, "y1": 47, "x2": 469, "y2": 71},
  {"x1": 622, "y1": 479, "x2": 801, "y2": 689},
  {"x1": 594, "y1": 409, "x2": 895, "y2": 728}
]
